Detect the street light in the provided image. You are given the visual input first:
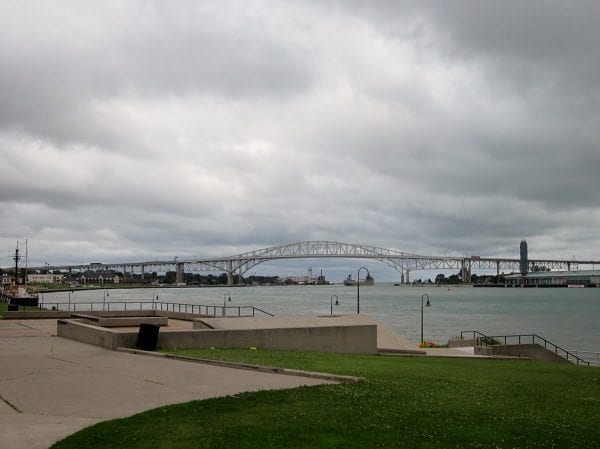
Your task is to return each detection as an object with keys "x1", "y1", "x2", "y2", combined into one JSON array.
[
  {"x1": 357, "y1": 266, "x2": 369, "y2": 314},
  {"x1": 330, "y1": 294, "x2": 339, "y2": 315},
  {"x1": 421, "y1": 294, "x2": 431, "y2": 346},
  {"x1": 223, "y1": 293, "x2": 231, "y2": 316}
]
